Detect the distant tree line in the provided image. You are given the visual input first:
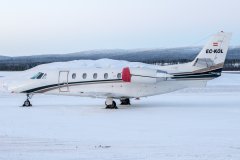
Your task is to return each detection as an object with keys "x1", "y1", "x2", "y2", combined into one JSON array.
[
  {"x1": 144, "y1": 59, "x2": 240, "y2": 71},
  {"x1": 0, "y1": 59, "x2": 240, "y2": 71},
  {"x1": 0, "y1": 47, "x2": 239, "y2": 71},
  {"x1": 0, "y1": 62, "x2": 46, "y2": 71}
]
